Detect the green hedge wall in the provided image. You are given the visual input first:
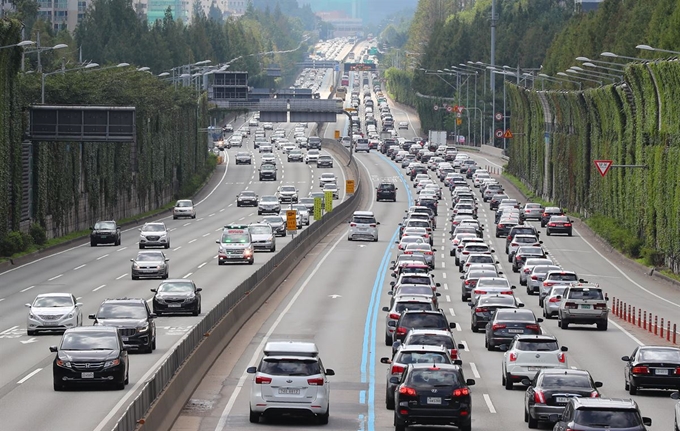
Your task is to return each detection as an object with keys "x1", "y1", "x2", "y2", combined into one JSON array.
[{"x1": 507, "y1": 60, "x2": 680, "y2": 273}]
